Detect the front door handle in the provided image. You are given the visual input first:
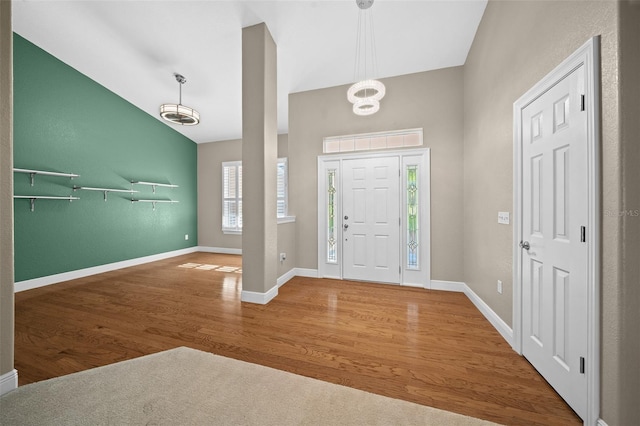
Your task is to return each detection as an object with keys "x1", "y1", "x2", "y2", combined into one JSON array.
[
  {"x1": 344, "y1": 224, "x2": 349, "y2": 230},
  {"x1": 520, "y1": 240, "x2": 530, "y2": 250}
]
